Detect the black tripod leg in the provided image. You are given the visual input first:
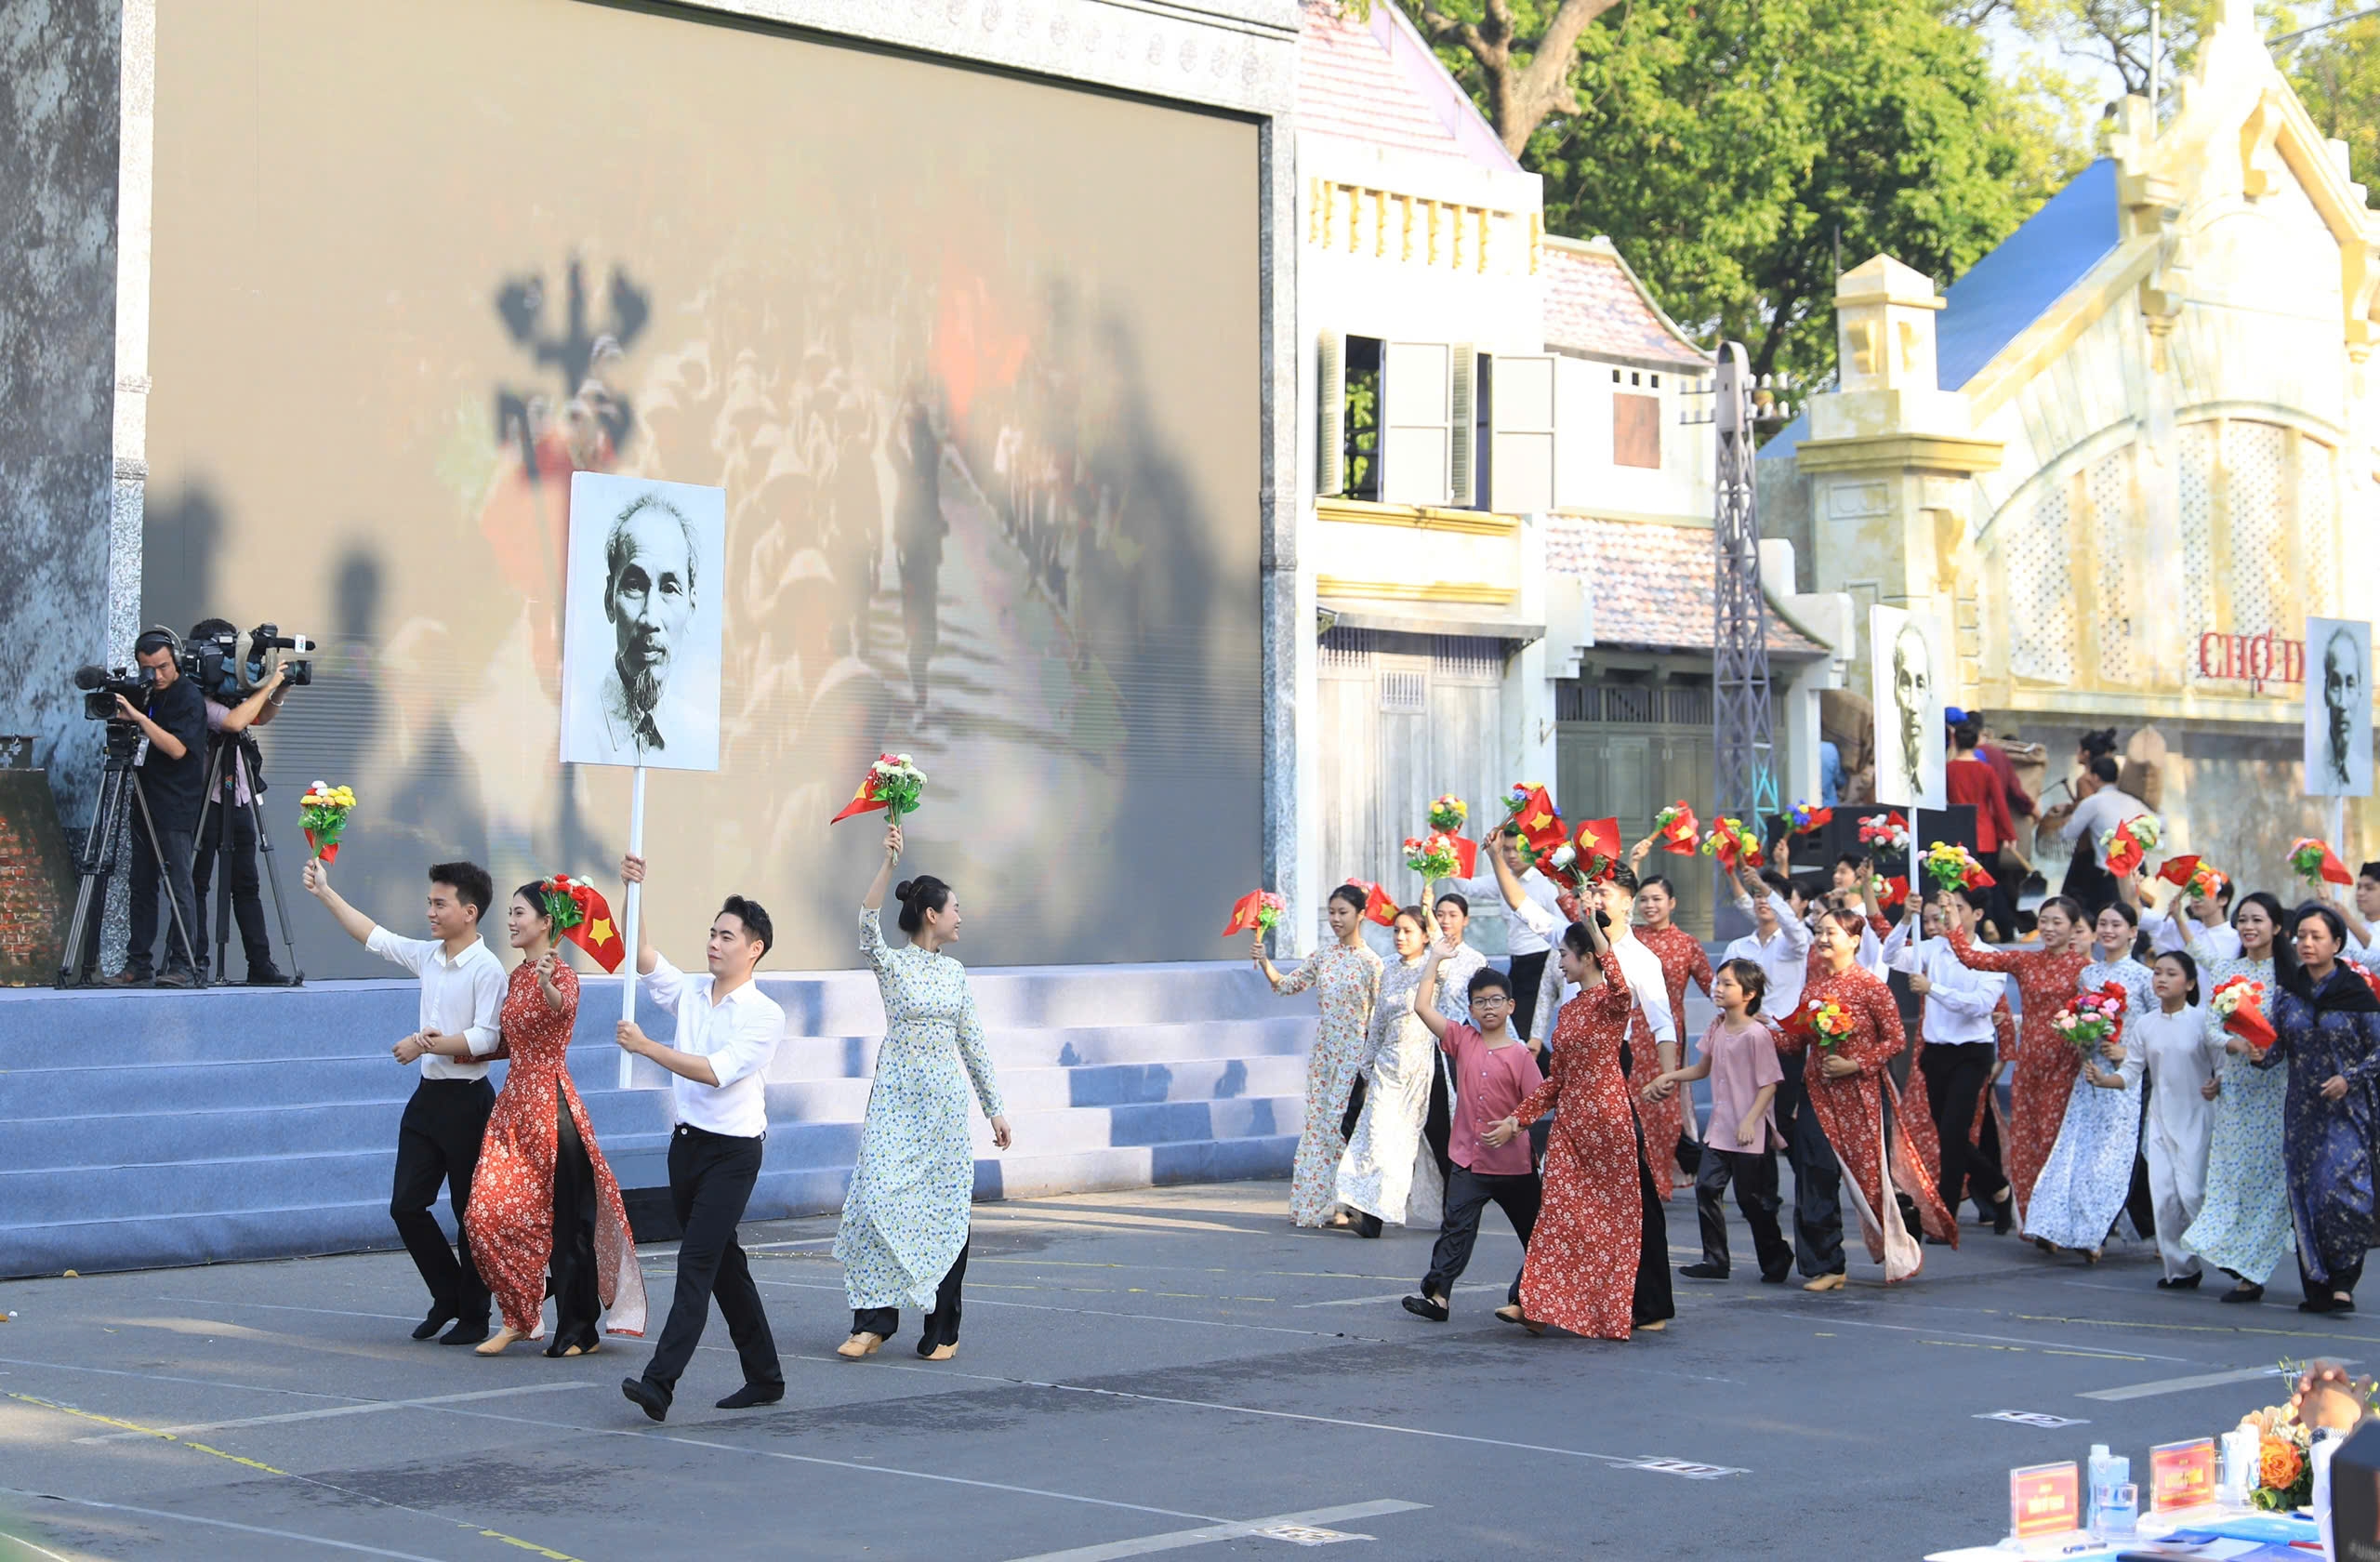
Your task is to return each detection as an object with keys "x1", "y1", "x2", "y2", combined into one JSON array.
[
  {"x1": 200, "y1": 744, "x2": 231, "y2": 985},
  {"x1": 57, "y1": 763, "x2": 129, "y2": 986},
  {"x1": 240, "y1": 748, "x2": 303, "y2": 985}
]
